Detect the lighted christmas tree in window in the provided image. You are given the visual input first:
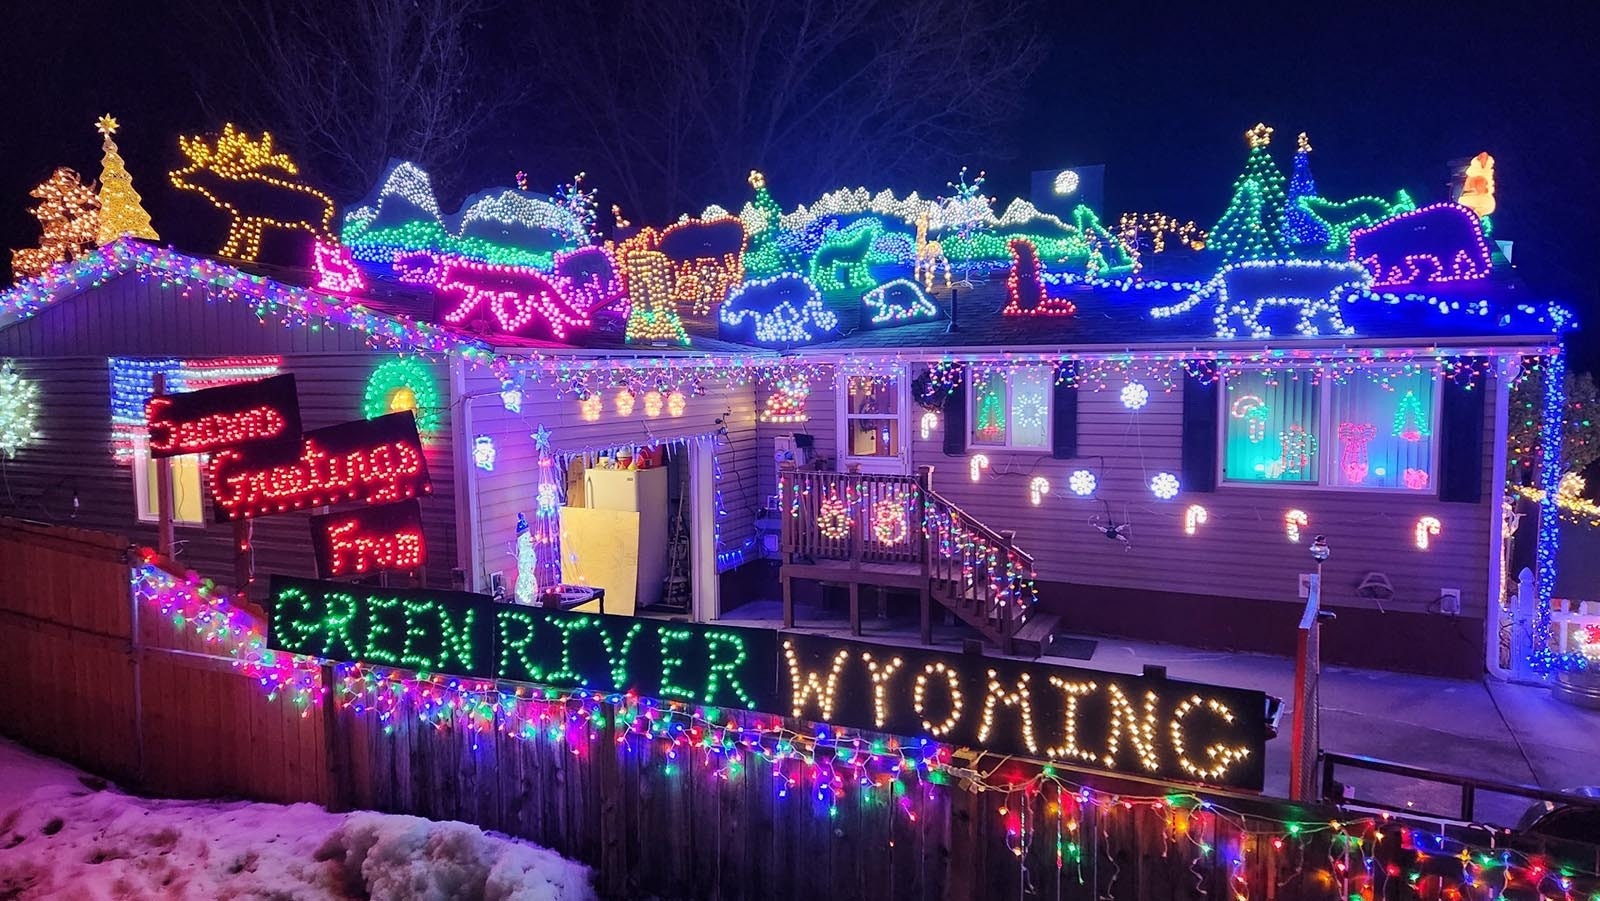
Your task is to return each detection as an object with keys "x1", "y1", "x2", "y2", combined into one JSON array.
[
  {"x1": 11, "y1": 168, "x2": 101, "y2": 280},
  {"x1": 1211, "y1": 123, "x2": 1288, "y2": 264},
  {"x1": 93, "y1": 115, "x2": 159, "y2": 245}
]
